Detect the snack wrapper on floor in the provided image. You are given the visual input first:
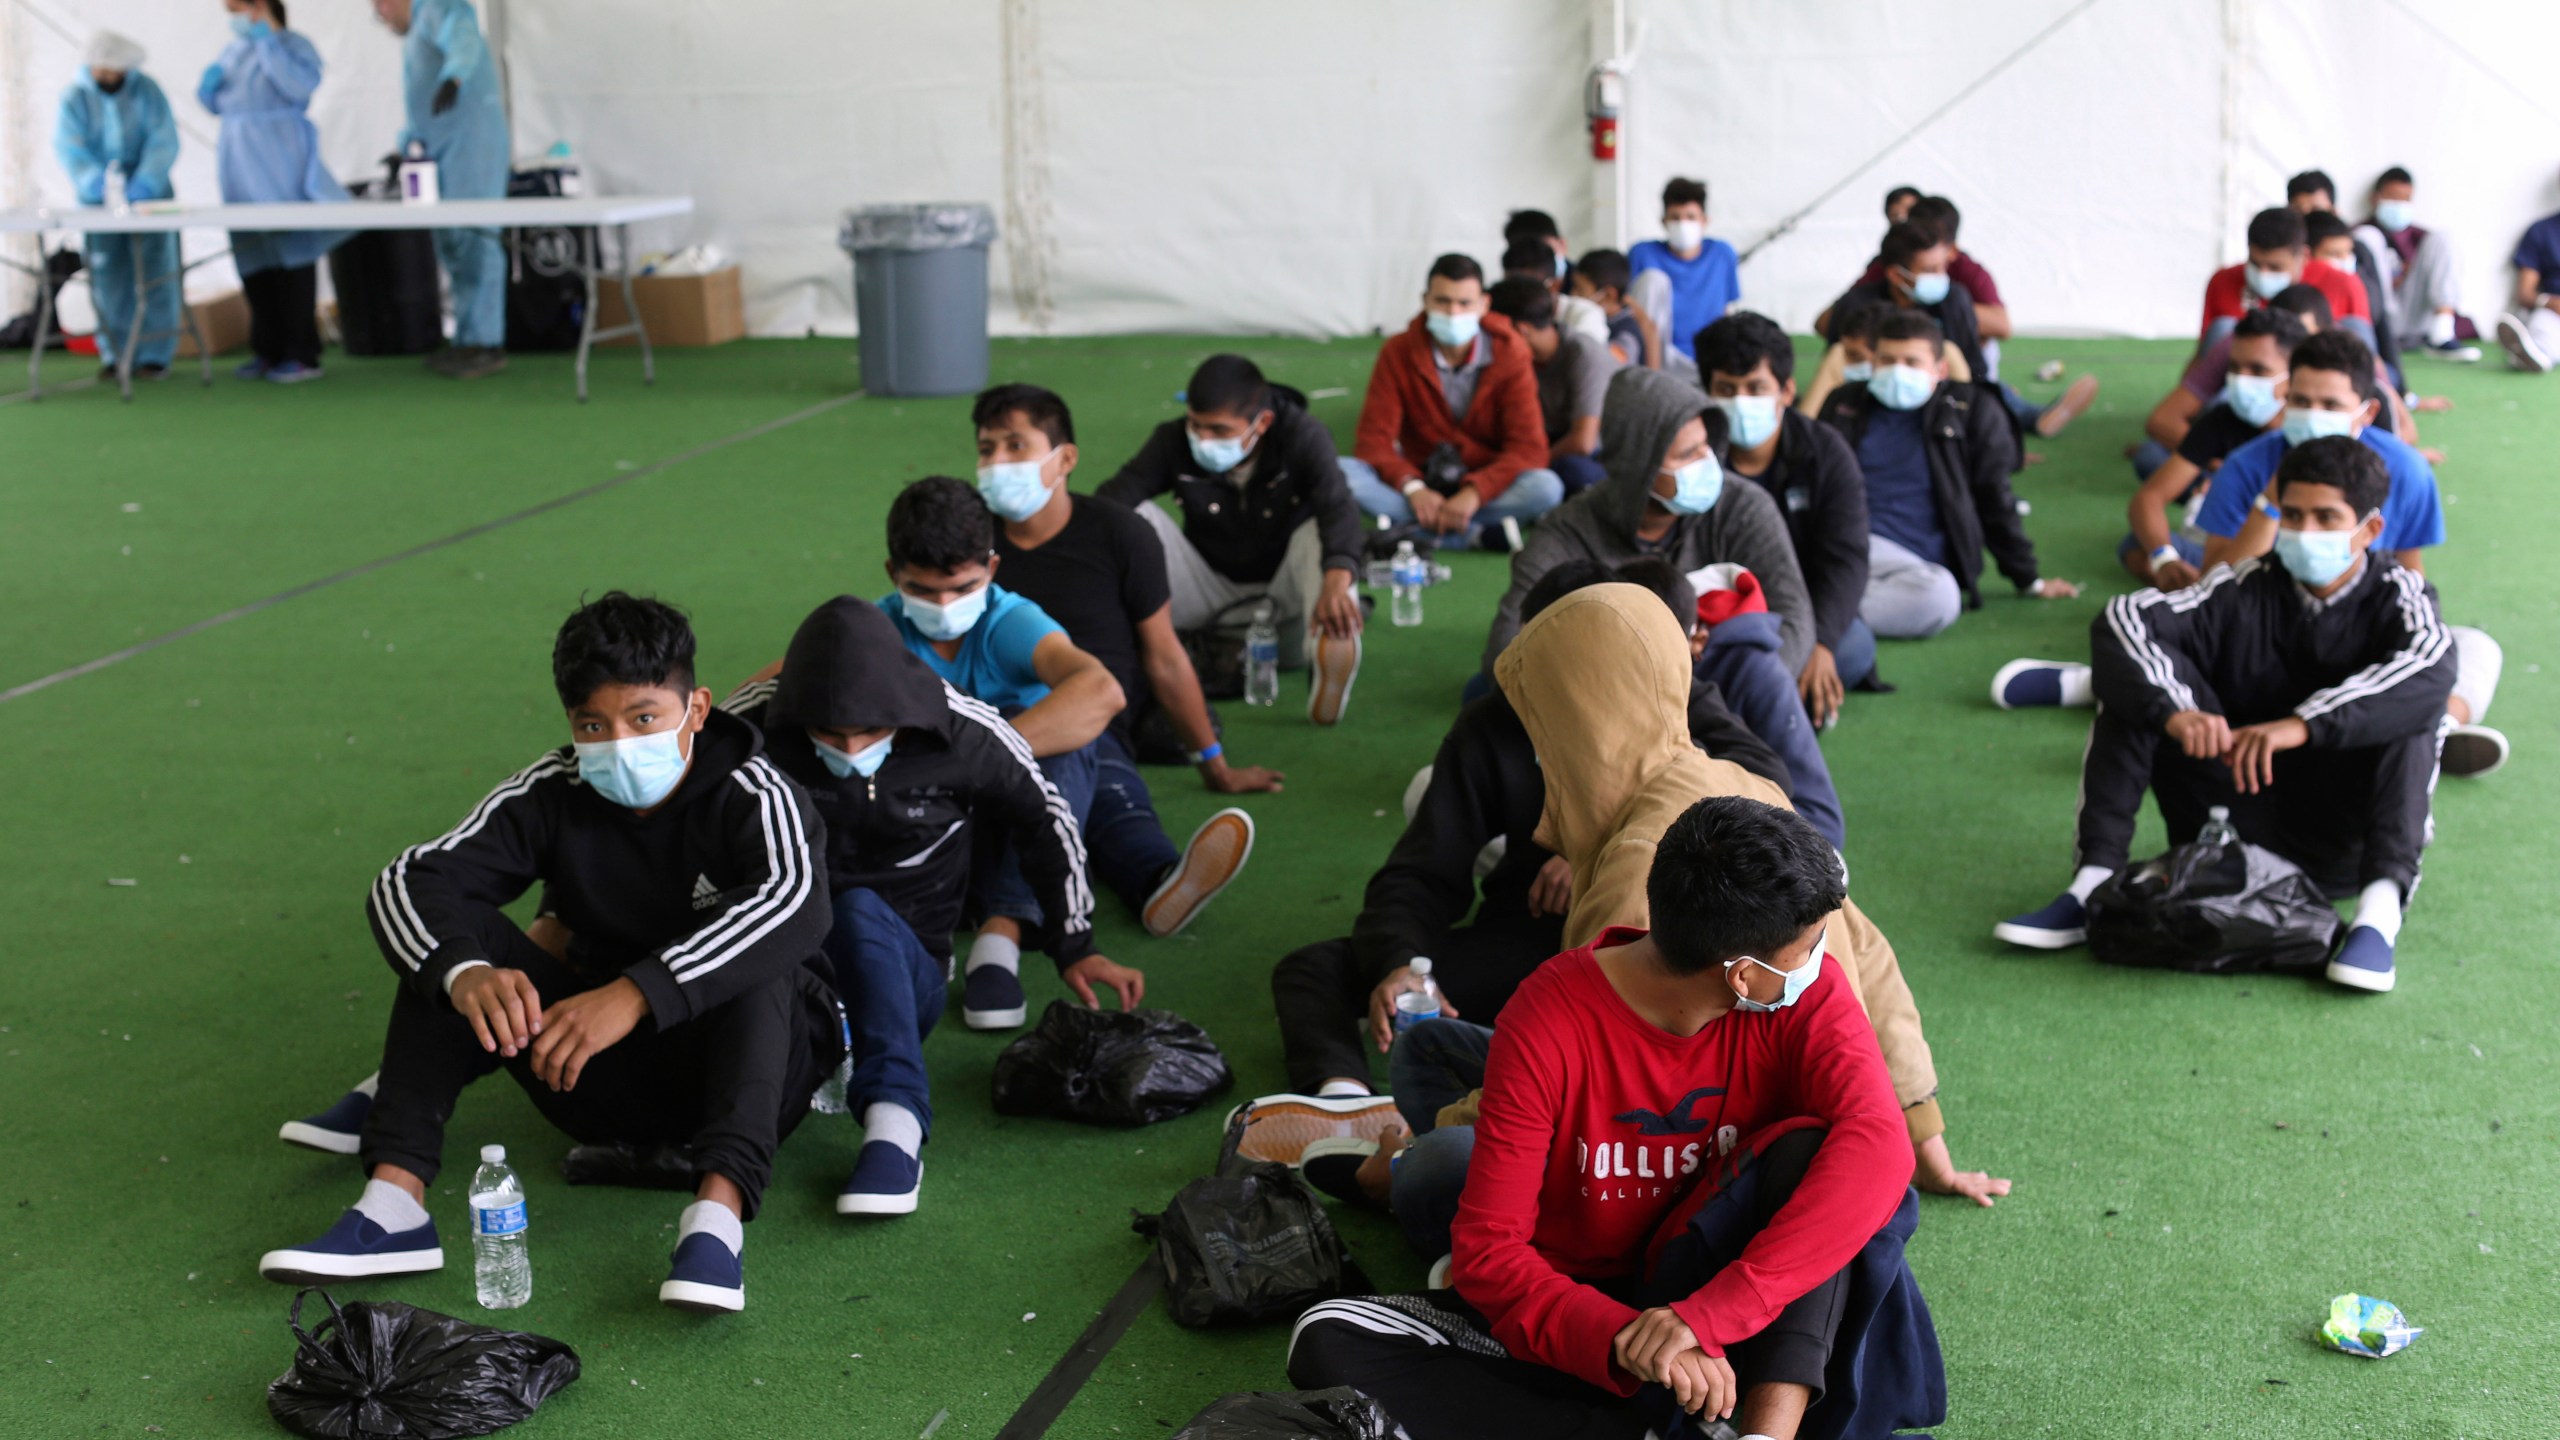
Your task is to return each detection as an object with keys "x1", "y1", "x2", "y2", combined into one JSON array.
[{"x1": 2320, "y1": 1293, "x2": 2421, "y2": 1358}]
